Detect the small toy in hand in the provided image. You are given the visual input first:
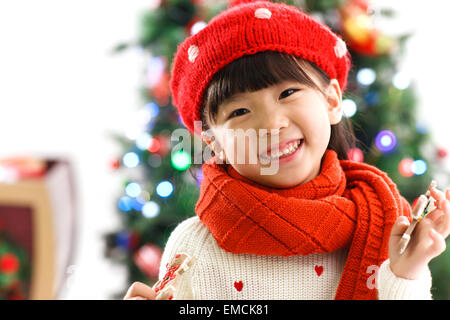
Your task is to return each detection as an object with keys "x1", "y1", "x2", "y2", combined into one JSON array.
[
  {"x1": 152, "y1": 253, "x2": 196, "y2": 300},
  {"x1": 398, "y1": 181, "x2": 438, "y2": 255}
]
